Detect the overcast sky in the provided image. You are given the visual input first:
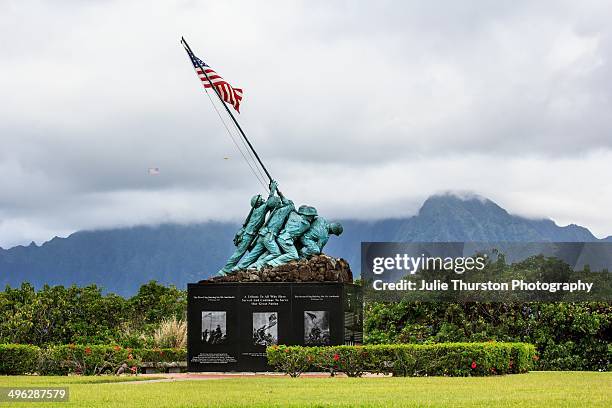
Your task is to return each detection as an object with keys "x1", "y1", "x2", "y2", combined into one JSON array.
[{"x1": 1, "y1": 0, "x2": 611, "y2": 248}]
